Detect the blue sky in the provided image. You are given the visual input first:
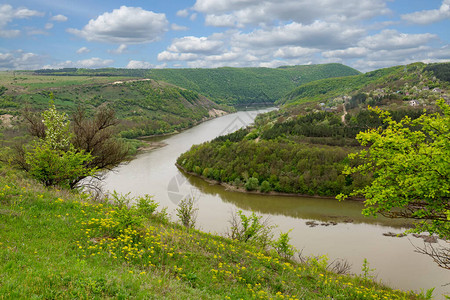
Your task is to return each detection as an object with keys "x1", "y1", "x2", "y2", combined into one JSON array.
[{"x1": 0, "y1": 0, "x2": 449, "y2": 72}]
